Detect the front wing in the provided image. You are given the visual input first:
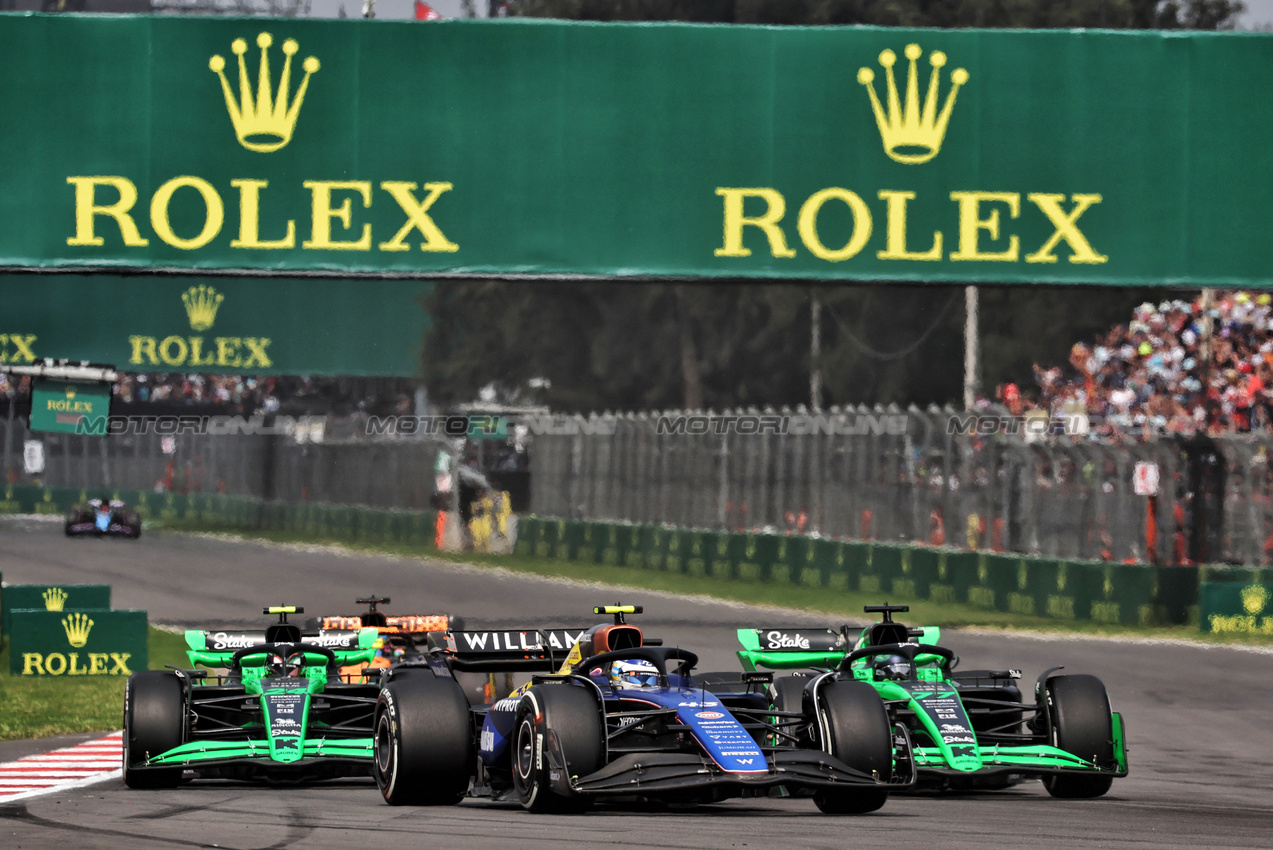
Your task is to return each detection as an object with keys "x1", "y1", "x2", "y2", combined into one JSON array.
[
  {"x1": 132, "y1": 737, "x2": 374, "y2": 778},
  {"x1": 569, "y1": 750, "x2": 906, "y2": 797},
  {"x1": 913, "y1": 712, "x2": 1129, "y2": 781}
]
